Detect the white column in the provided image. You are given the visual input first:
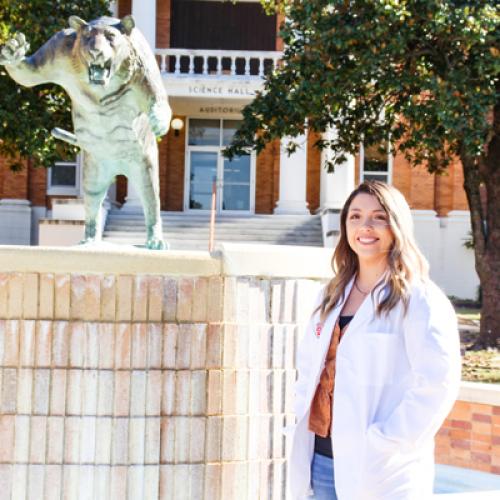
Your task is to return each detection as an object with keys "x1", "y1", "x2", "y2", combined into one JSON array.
[
  {"x1": 274, "y1": 135, "x2": 310, "y2": 215},
  {"x1": 132, "y1": 0, "x2": 156, "y2": 50},
  {"x1": 319, "y1": 126, "x2": 355, "y2": 247},
  {"x1": 319, "y1": 126, "x2": 355, "y2": 212}
]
